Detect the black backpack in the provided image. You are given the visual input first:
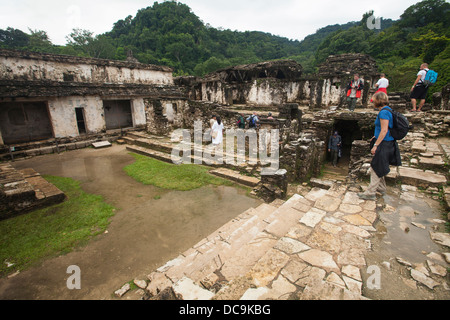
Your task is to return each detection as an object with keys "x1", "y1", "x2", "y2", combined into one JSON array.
[{"x1": 387, "y1": 109, "x2": 410, "y2": 141}]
